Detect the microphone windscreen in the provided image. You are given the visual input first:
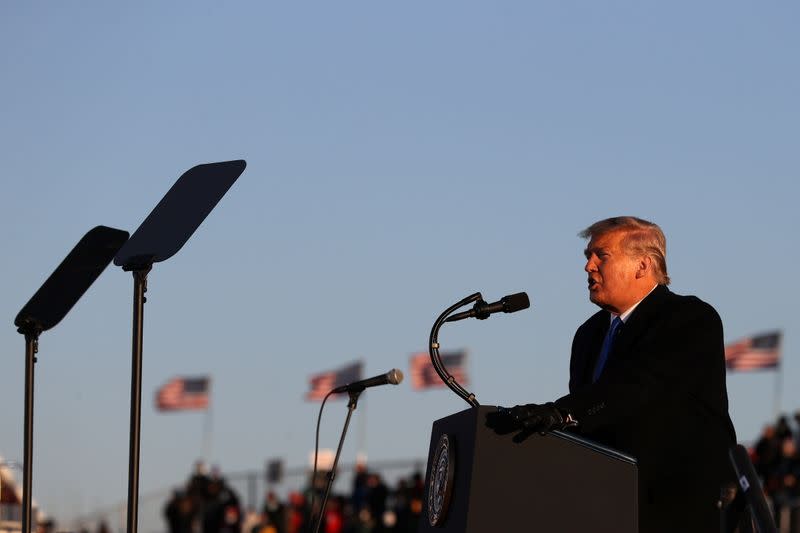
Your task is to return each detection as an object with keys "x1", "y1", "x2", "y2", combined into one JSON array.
[
  {"x1": 503, "y1": 292, "x2": 530, "y2": 313},
  {"x1": 388, "y1": 368, "x2": 404, "y2": 385}
]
